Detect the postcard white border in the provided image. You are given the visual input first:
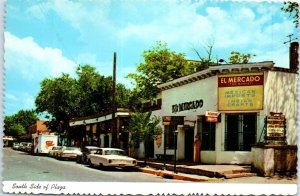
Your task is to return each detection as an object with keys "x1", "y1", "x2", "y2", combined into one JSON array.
[
  {"x1": 1, "y1": 0, "x2": 299, "y2": 195},
  {"x1": 1, "y1": 181, "x2": 298, "y2": 195}
]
